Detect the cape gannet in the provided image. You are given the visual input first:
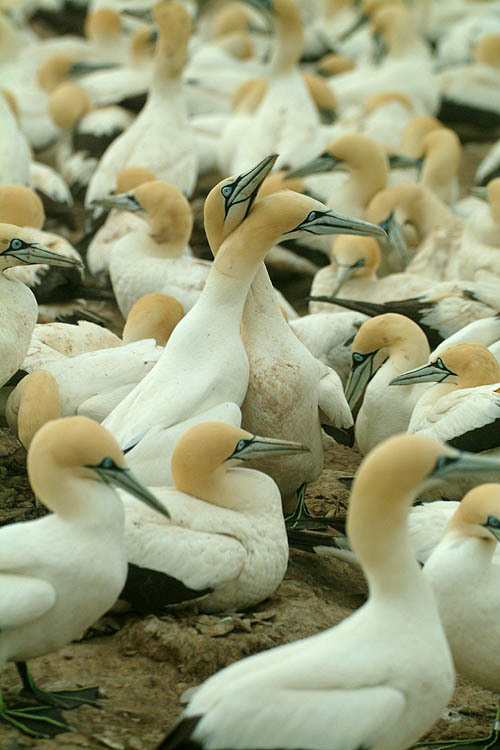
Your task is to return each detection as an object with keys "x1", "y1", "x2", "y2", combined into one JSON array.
[
  {"x1": 0, "y1": 416, "x2": 169, "y2": 737},
  {"x1": 308, "y1": 234, "x2": 431, "y2": 315},
  {"x1": 26, "y1": 292, "x2": 183, "y2": 359},
  {"x1": 345, "y1": 313, "x2": 430, "y2": 454},
  {"x1": 86, "y1": 165, "x2": 156, "y2": 278},
  {"x1": 155, "y1": 433, "x2": 461, "y2": 750},
  {"x1": 17, "y1": 295, "x2": 184, "y2": 423},
  {"x1": 365, "y1": 180, "x2": 462, "y2": 279},
  {"x1": 218, "y1": 0, "x2": 325, "y2": 175},
  {"x1": 121, "y1": 421, "x2": 307, "y2": 613},
  {"x1": 92, "y1": 180, "x2": 206, "y2": 316},
  {"x1": 423, "y1": 484, "x2": 500, "y2": 749},
  {"x1": 104, "y1": 156, "x2": 384, "y2": 485},
  {"x1": 85, "y1": 1, "x2": 198, "y2": 204},
  {"x1": 0, "y1": 224, "x2": 81, "y2": 388}
]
